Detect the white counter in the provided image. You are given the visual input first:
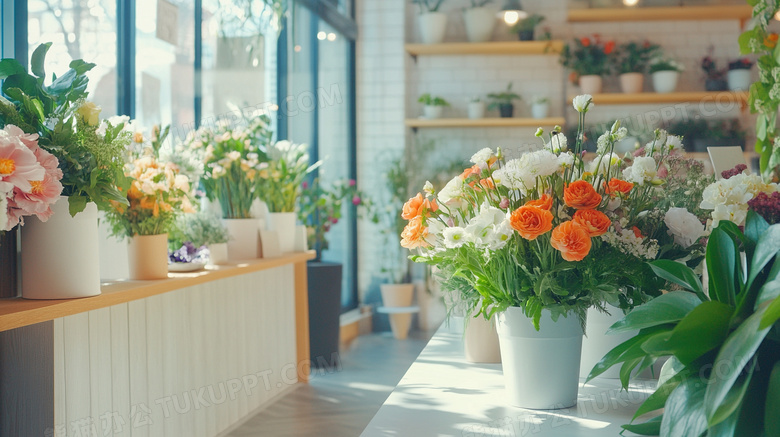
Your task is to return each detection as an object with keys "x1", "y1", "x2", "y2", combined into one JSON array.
[{"x1": 362, "y1": 324, "x2": 657, "y2": 436}]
